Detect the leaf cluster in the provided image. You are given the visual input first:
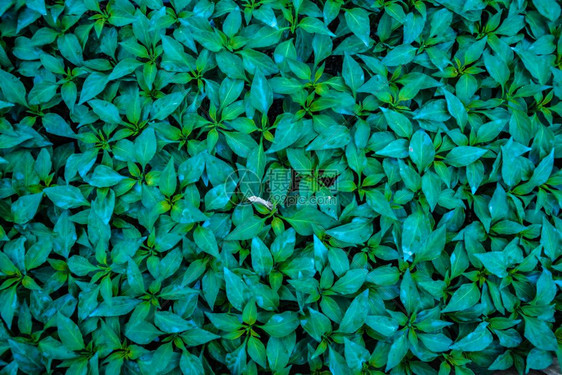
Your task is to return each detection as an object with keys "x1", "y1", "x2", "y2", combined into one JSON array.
[{"x1": 0, "y1": 0, "x2": 562, "y2": 374}]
